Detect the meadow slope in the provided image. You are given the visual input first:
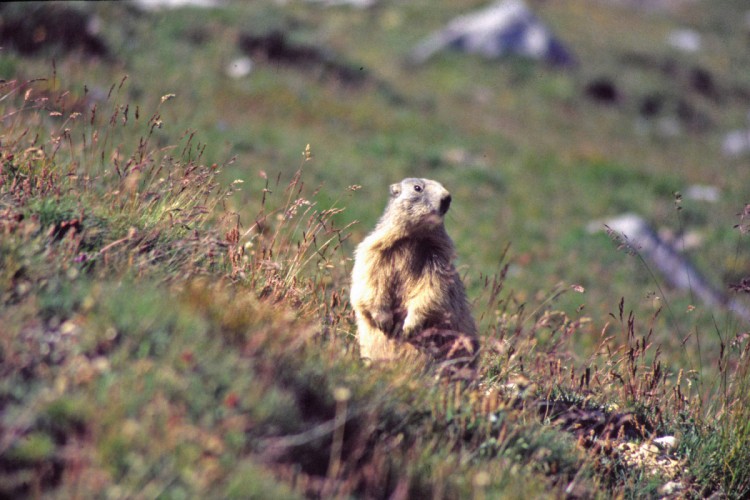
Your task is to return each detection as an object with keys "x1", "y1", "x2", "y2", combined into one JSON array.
[{"x1": 1, "y1": 1, "x2": 750, "y2": 498}]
